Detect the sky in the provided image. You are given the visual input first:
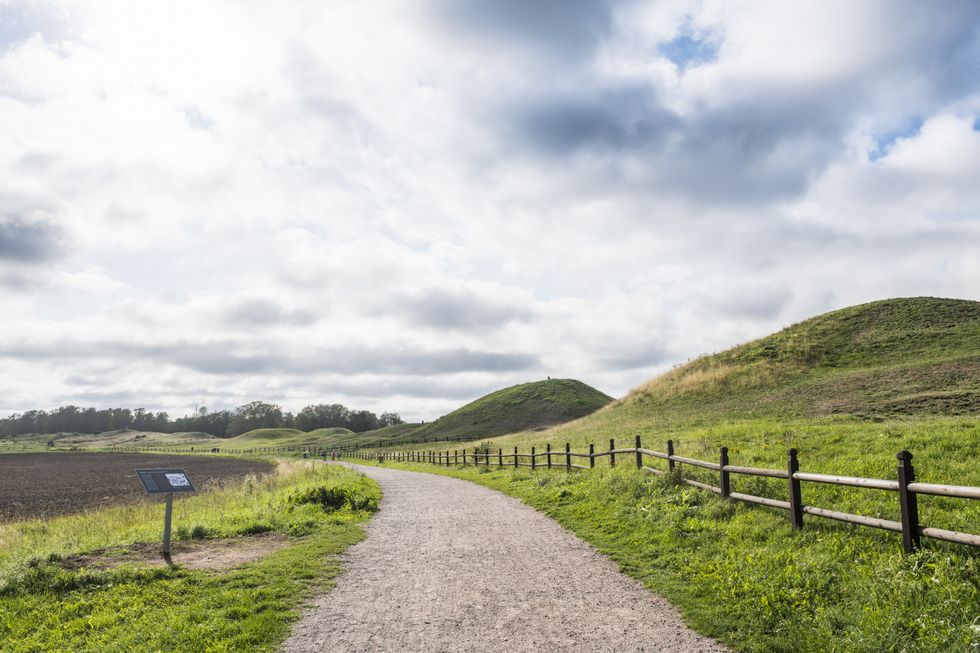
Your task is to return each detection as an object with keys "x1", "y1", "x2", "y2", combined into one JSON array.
[{"x1": 1, "y1": 0, "x2": 979, "y2": 421}]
